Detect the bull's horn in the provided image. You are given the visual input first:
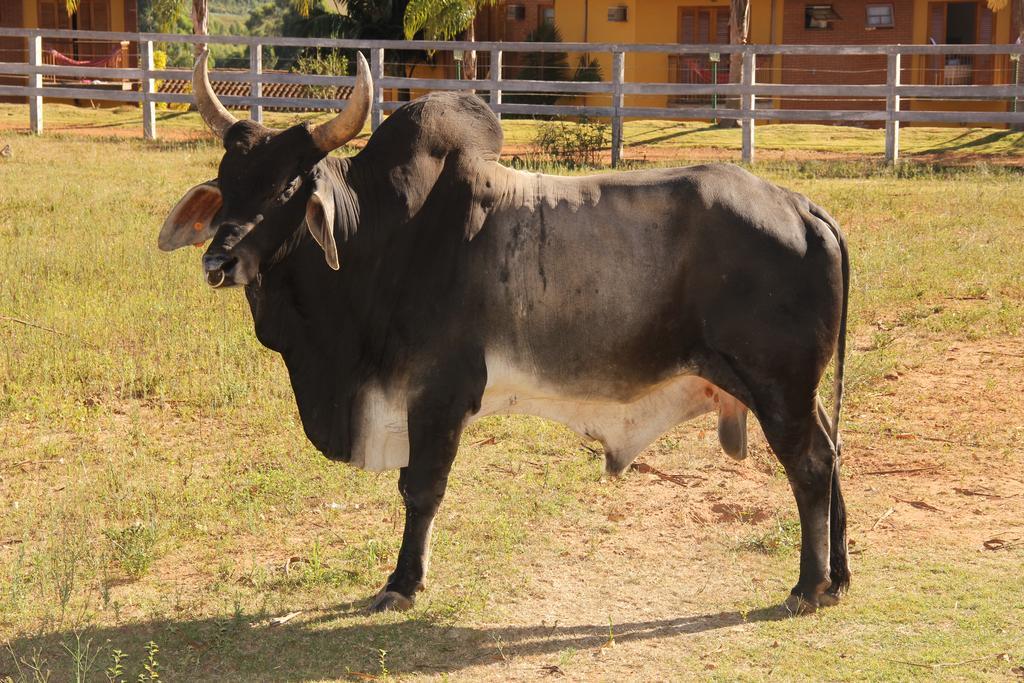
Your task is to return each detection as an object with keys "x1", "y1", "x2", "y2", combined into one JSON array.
[
  {"x1": 193, "y1": 48, "x2": 238, "y2": 139},
  {"x1": 310, "y1": 51, "x2": 372, "y2": 153}
]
